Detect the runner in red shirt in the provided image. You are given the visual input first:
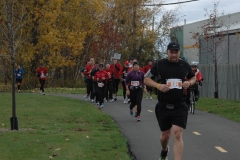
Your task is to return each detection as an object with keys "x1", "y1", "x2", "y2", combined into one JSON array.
[
  {"x1": 36, "y1": 63, "x2": 48, "y2": 95},
  {"x1": 144, "y1": 59, "x2": 153, "y2": 99},
  {"x1": 189, "y1": 62, "x2": 203, "y2": 101},
  {"x1": 110, "y1": 59, "x2": 123, "y2": 101},
  {"x1": 94, "y1": 64, "x2": 108, "y2": 108},
  {"x1": 104, "y1": 64, "x2": 114, "y2": 102},
  {"x1": 83, "y1": 58, "x2": 95, "y2": 101}
]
